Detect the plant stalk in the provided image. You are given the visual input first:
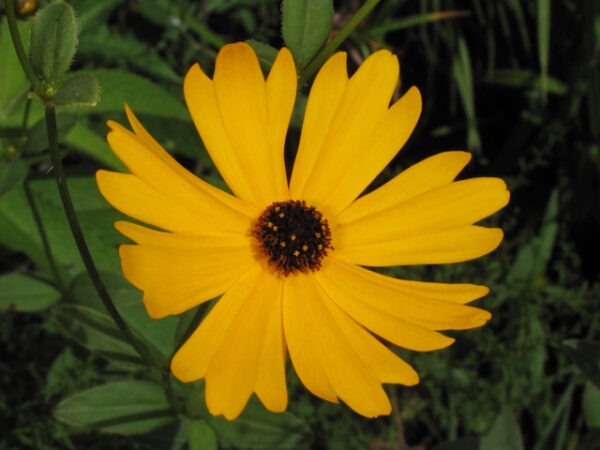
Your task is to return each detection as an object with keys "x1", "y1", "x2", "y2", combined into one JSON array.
[
  {"x1": 23, "y1": 181, "x2": 65, "y2": 291},
  {"x1": 5, "y1": 0, "x2": 45, "y2": 97},
  {"x1": 43, "y1": 101, "x2": 160, "y2": 368},
  {"x1": 6, "y1": 0, "x2": 162, "y2": 370},
  {"x1": 298, "y1": 0, "x2": 382, "y2": 87}
]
